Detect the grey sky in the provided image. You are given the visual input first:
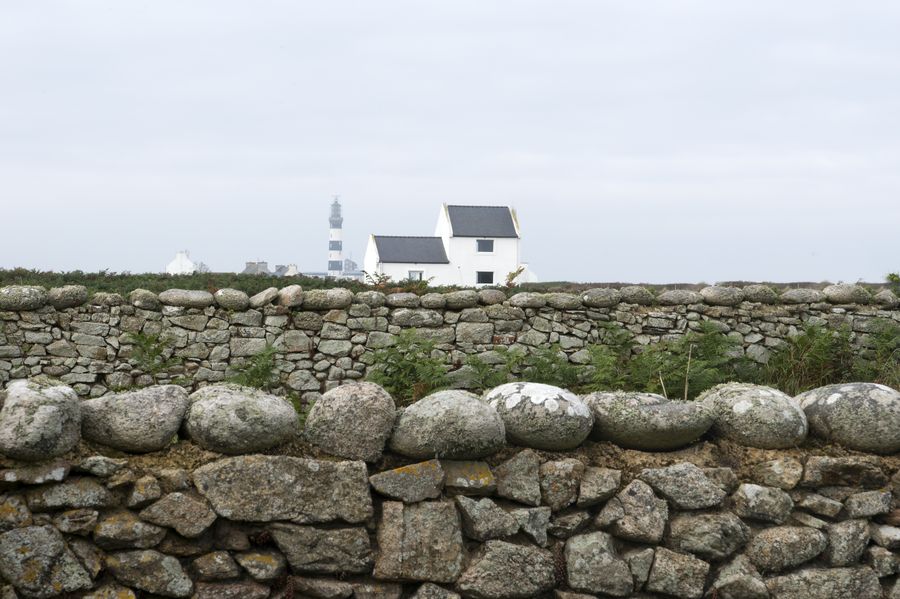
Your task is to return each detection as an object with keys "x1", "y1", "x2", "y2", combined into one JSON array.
[{"x1": 1, "y1": 1, "x2": 898, "y2": 283}]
